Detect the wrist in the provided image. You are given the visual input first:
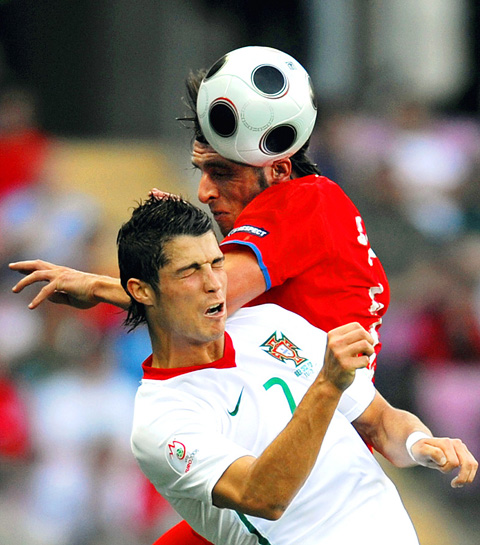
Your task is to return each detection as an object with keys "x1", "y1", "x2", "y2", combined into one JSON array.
[
  {"x1": 405, "y1": 431, "x2": 431, "y2": 462},
  {"x1": 93, "y1": 275, "x2": 130, "y2": 309}
]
